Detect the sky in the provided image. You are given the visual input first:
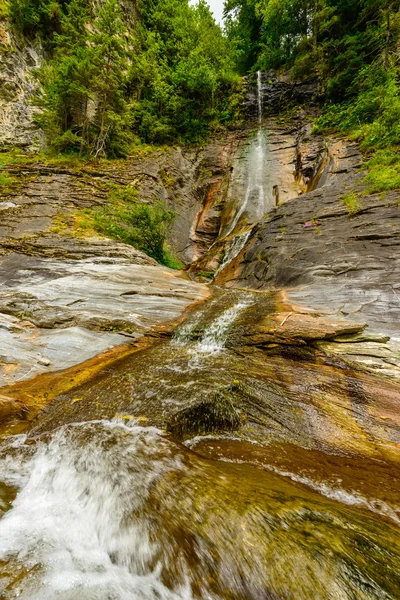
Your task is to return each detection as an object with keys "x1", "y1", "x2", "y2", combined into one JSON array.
[
  {"x1": 206, "y1": 0, "x2": 225, "y2": 24},
  {"x1": 191, "y1": 0, "x2": 225, "y2": 24}
]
